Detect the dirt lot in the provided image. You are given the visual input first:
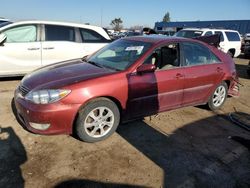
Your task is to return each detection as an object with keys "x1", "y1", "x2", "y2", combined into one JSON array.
[{"x1": 0, "y1": 58, "x2": 250, "y2": 188}]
